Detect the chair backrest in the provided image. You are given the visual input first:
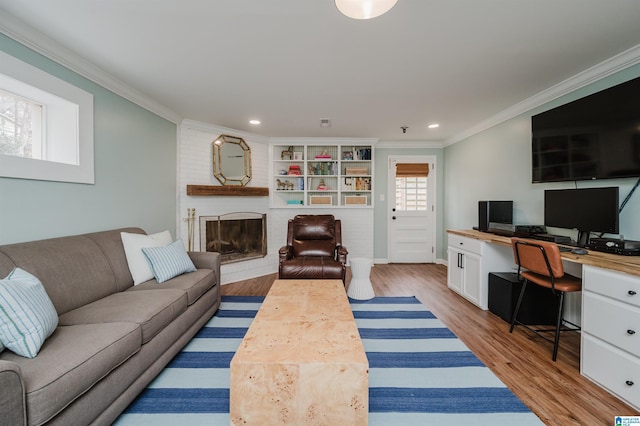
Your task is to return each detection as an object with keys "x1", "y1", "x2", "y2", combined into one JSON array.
[
  {"x1": 287, "y1": 215, "x2": 341, "y2": 257},
  {"x1": 511, "y1": 237, "x2": 565, "y2": 279}
]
